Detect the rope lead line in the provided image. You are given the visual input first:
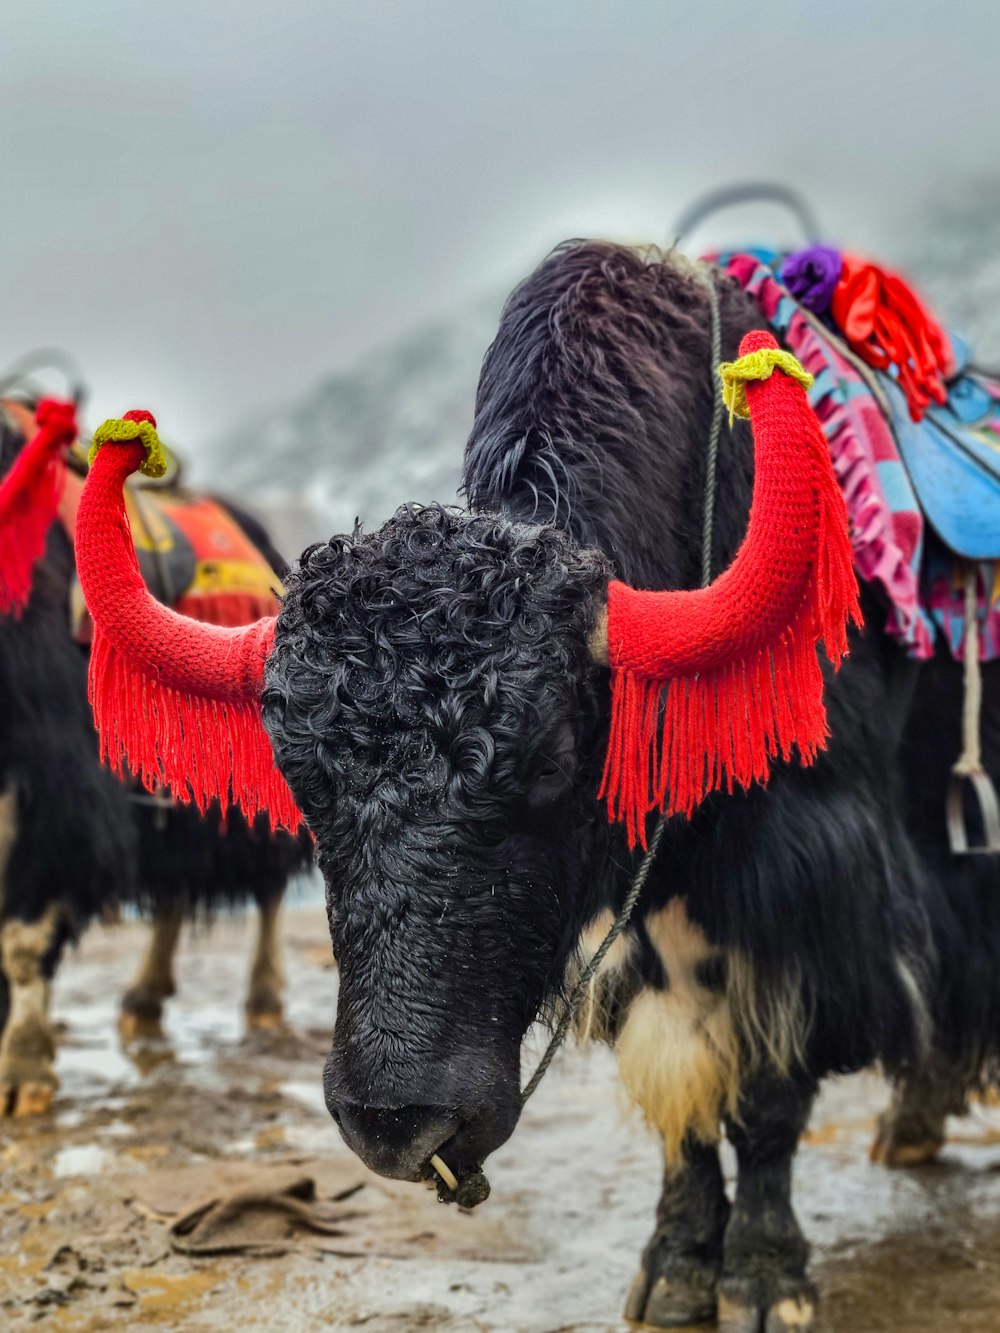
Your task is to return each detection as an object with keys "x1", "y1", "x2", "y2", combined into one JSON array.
[
  {"x1": 520, "y1": 820, "x2": 666, "y2": 1104},
  {"x1": 520, "y1": 269, "x2": 725, "y2": 1104}
]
